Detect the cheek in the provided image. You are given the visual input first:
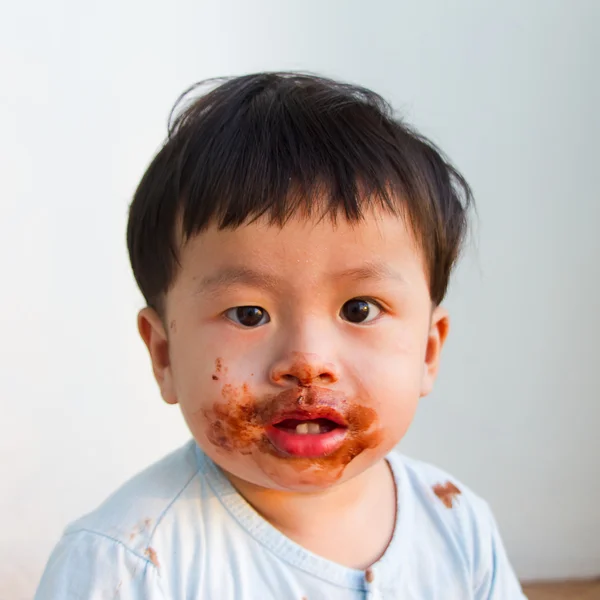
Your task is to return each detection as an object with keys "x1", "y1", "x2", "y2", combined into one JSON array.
[
  {"x1": 370, "y1": 368, "x2": 422, "y2": 429},
  {"x1": 172, "y1": 323, "x2": 260, "y2": 382},
  {"x1": 170, "y1": 336, "x2": 227, "y2": 412},
  {"x1": 352, "y1": 327, "x2": 427, "y2": 433},
  {"x1": 358, "y1": 320, "x2": 427, "y2": 380},
  {"x1": 167, "y1": 322, "x2": 268, "y2": 449}
]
